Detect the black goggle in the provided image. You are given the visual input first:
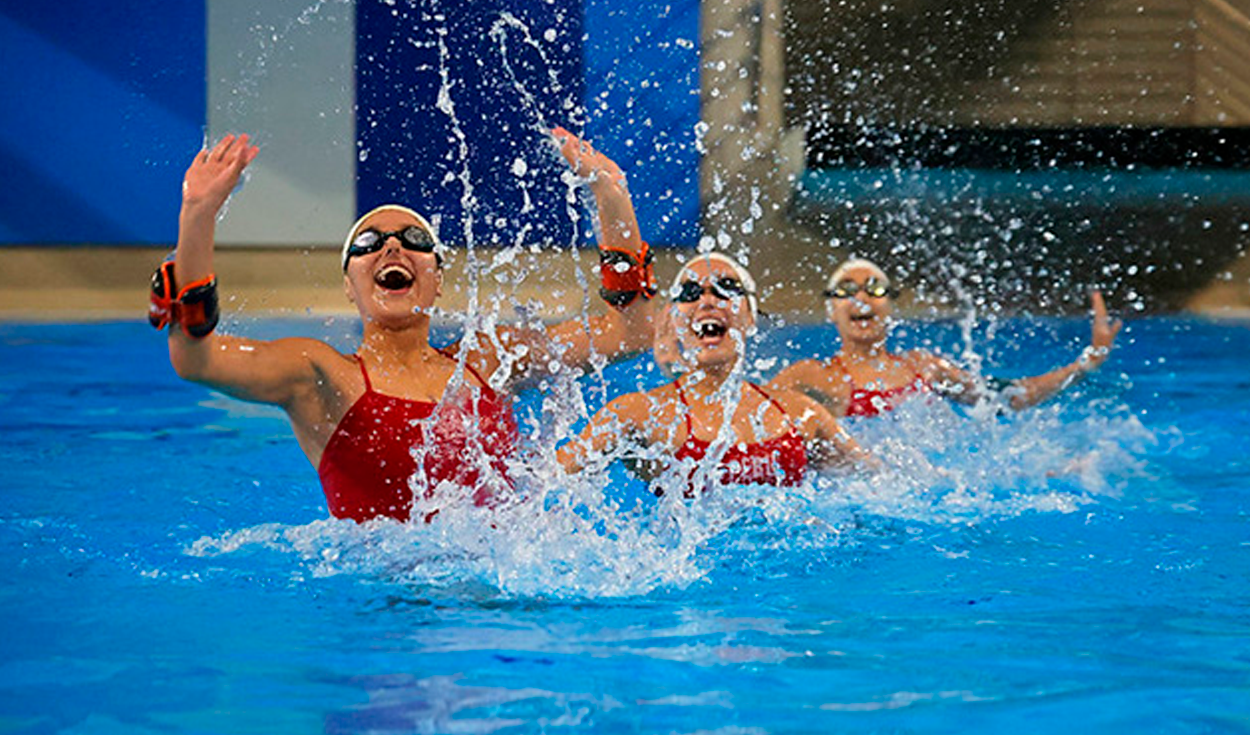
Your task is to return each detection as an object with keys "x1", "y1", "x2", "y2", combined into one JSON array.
[
  {"x1": 345, "y1": 226, "x2": 438, "y2": 267},
  {"x1": 671, "y1": 277, "x2": 751, "y2": 303},
  {"x1": 823, "y1": 278, "x2": 898, "y2": 300}
]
